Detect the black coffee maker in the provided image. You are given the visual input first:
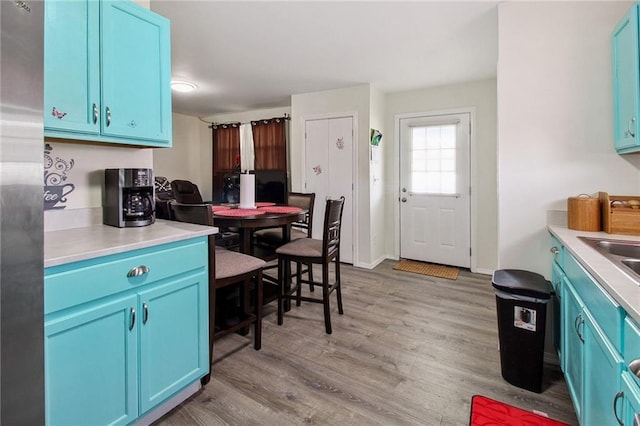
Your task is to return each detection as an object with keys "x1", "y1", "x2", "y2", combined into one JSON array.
[{"x1": 103, "y1": 168, "x2": 155, "y2": 227}]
